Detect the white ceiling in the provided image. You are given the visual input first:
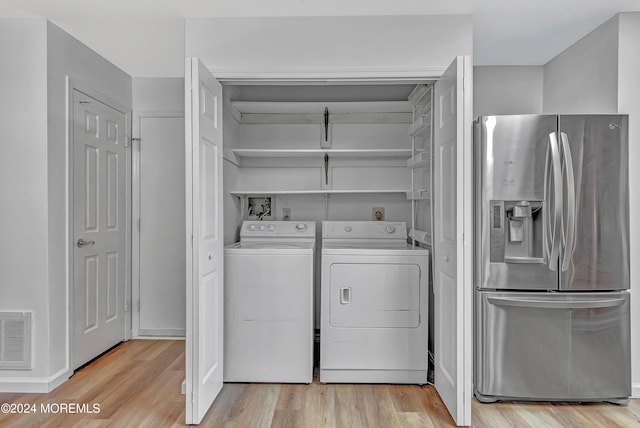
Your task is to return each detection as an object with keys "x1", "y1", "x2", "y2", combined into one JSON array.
[{"x1": 1, "y1": 0, "x2": 639, "y2": 77}]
